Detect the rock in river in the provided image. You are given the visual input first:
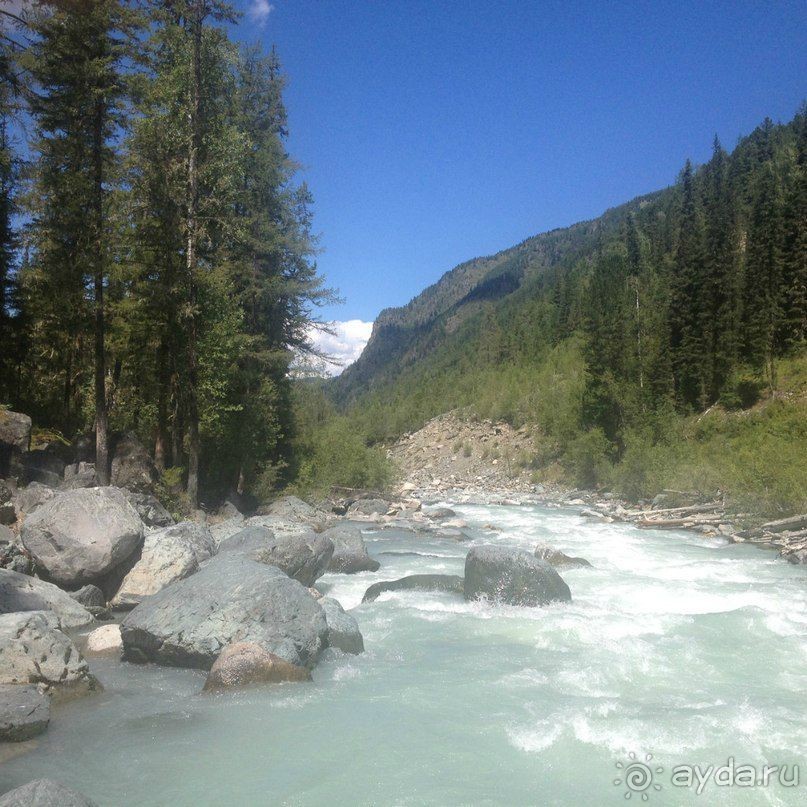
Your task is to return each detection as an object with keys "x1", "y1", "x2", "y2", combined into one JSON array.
[
  {"x1": 21, "y1": 487, "x2": 144, "y2": 586},
  {"x1": 0, "y1": 568, "x2": 94, "y2": 628},
  {"x1": 534, "y1": 543, "x2": 592, "y2": 569},
  {"x1": 362, "y1": 574, "x2": 465, "y2": 603},
  {"x1": 112, "y1": 521, "x2": 215, "y2": 609},
  {"x1": 202, "y1": 642, "x2": 312, "y2": 692},
  {"x1": 83, "y1": 624, "x2": 122, "y2": 657},
  {"x1": 0, "y1": 611, "x2": 98, "y2": 696},
  {"x1": 319, "y1": 597, "x2": 364, "y2": 654},
  {"x1": 121, "y1": 552, "x2": 328, "y2": 670},
  {"x1": 325, "y1": 524, "x2": 380, "y2": 573},
  {"x1": 464, "y1": 545, "x2": 571, "y2": 607},
  {"x1": 0, "y1": 779, "x2": 98, "y2": 807},
  {"x1": 218, "y1": 525, "x2": 333, "y2": 587},
  {"x1": 0, "y1": 684, "x2": 50, "y2": 742}
]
